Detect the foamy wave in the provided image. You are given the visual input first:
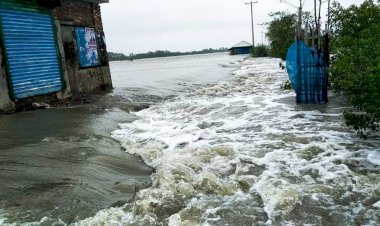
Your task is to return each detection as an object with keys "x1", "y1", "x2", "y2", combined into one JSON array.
[
  {"x1": 78, "y1": 58, "x2": 380, "y2": 225},
  {"x1": 367, "y1": 149, "x2": 380, "y2": 166}
]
